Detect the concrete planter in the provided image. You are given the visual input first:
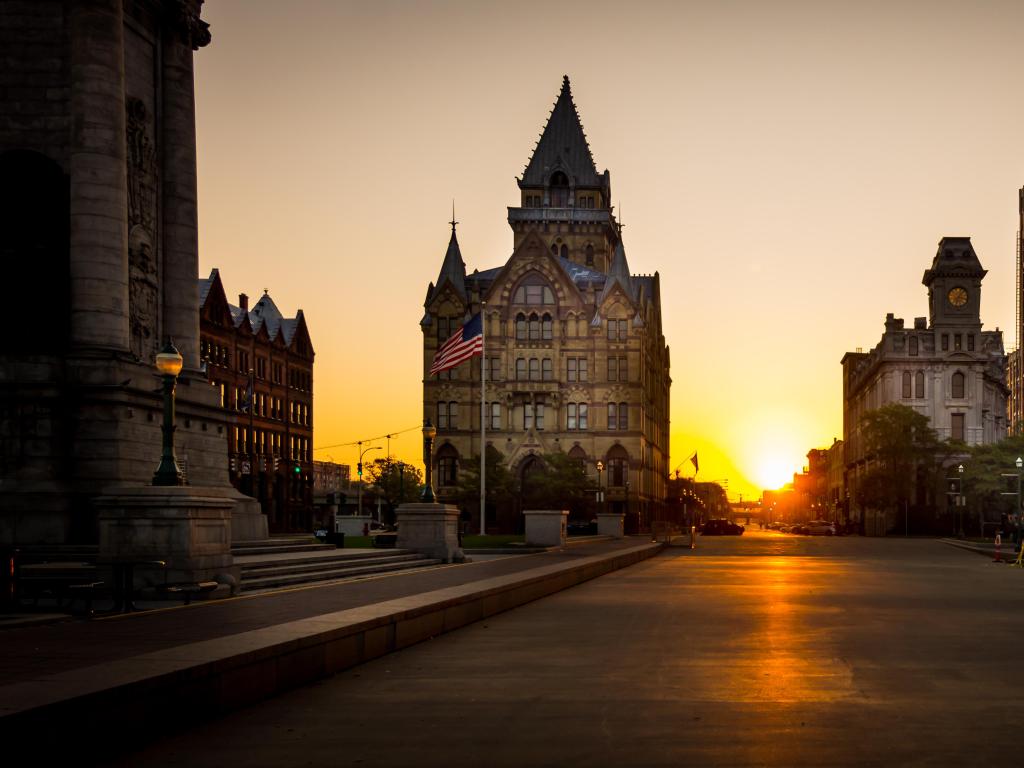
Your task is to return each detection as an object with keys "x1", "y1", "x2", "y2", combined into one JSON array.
[
  {"x1": 395, "y1": 503, "x2": 464, "y2": 563},
  {"x1": 597, "y1": 512, "x2": 625, "y2": 539}
]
